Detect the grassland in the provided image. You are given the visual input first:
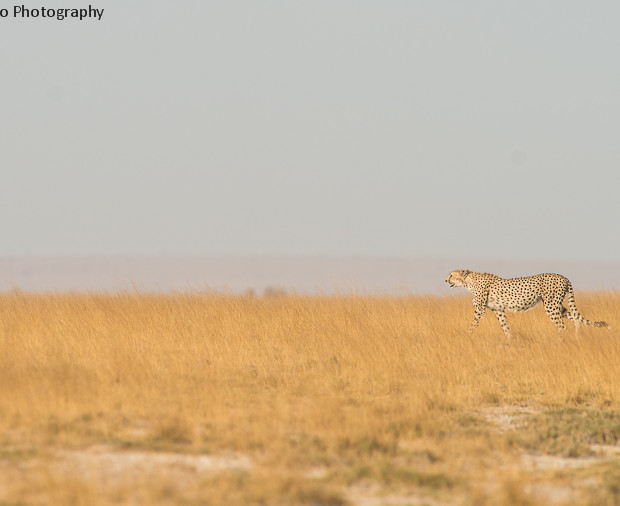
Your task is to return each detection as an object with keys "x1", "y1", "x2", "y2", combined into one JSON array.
[{"x1": 0, "y1": 290, "x2": 619, "y2": 505}]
